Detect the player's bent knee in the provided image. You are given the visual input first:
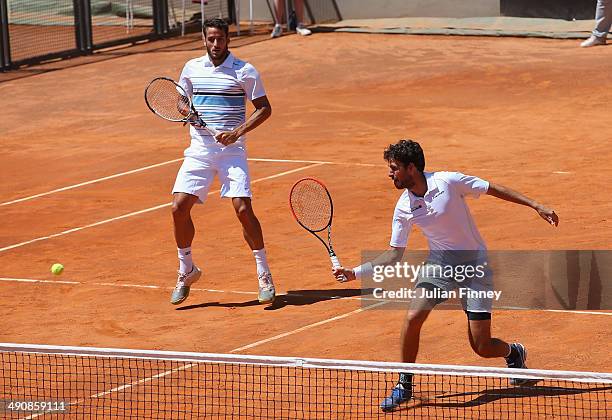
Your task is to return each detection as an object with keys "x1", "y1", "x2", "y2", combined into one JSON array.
[
  {"x1": 406, "y1": 310, "x2": 428, "y2": 329},
  {"x1": 232, "y1": 198, "x2": 254, "y2": 218}
]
